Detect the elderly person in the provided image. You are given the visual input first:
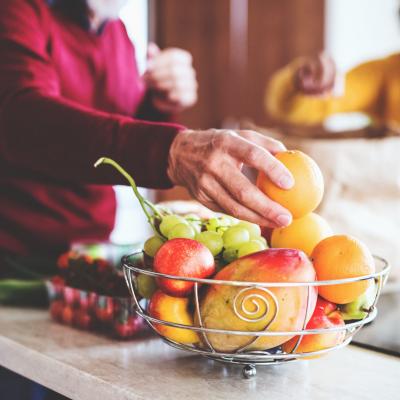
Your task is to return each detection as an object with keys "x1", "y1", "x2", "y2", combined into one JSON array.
[
  {"x1": 266, "y1": 52, "x2": 400, "y2": 126},
  {"x1": 0, "y1": 0, "x2": 293, "y2": 288},
  {"x1": 0, "y1": 1, "x2": 295, "y2": 397}
]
